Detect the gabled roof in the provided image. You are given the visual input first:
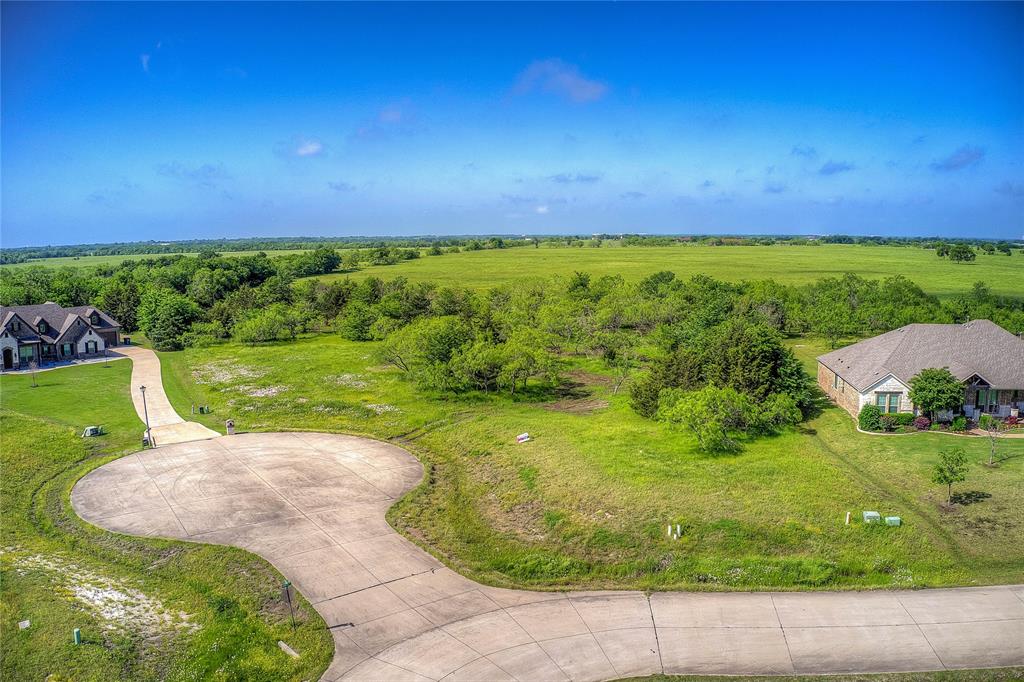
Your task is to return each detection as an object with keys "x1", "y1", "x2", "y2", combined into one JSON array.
[
  {"x1": 818, "y1": 320, "x2": 1024, "y2": 391},
  {"x1": 0, "y1": 303, "x2": 121, "y2": 344}
]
